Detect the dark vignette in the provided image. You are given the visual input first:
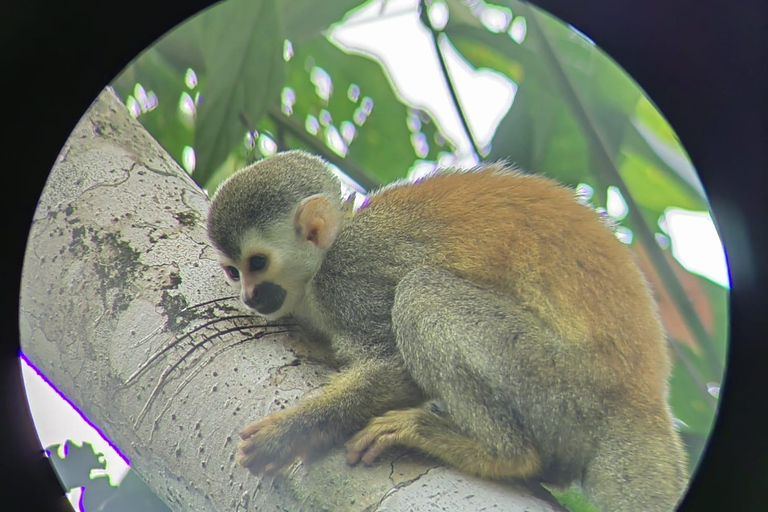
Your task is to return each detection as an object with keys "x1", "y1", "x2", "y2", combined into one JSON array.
[{"x1": 2, "y1": 0, "x2": 765, "y2": 511}]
